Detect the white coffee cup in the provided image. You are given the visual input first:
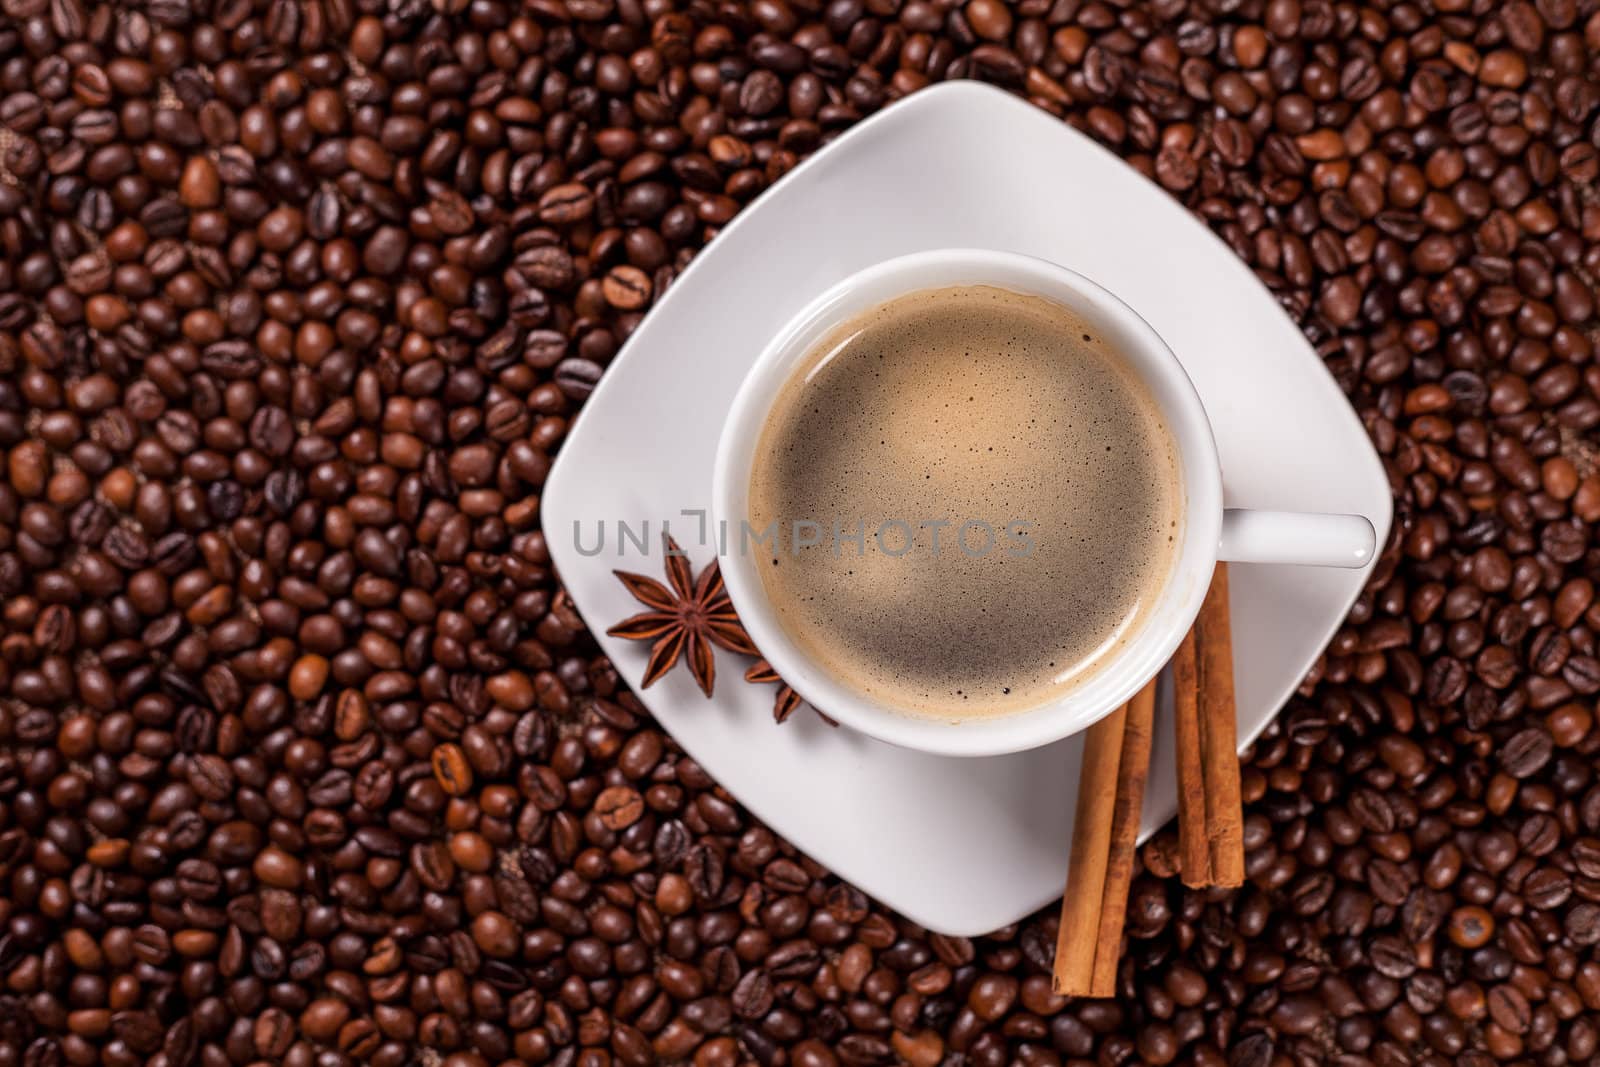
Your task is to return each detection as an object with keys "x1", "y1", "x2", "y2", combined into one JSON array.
[{"x1": 711, "y1": 250, "x2": 1375, "y2": 757}]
